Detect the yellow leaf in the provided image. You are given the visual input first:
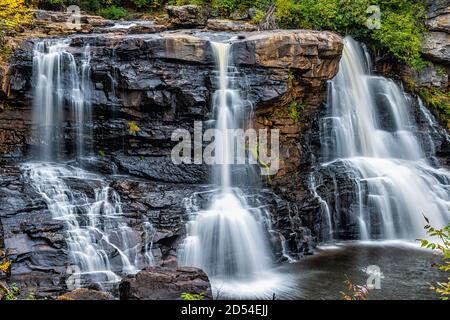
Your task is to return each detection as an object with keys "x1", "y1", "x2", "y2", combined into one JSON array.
[{"x1": 127, "y1": 121, "x2": 140, "y2": 136}]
